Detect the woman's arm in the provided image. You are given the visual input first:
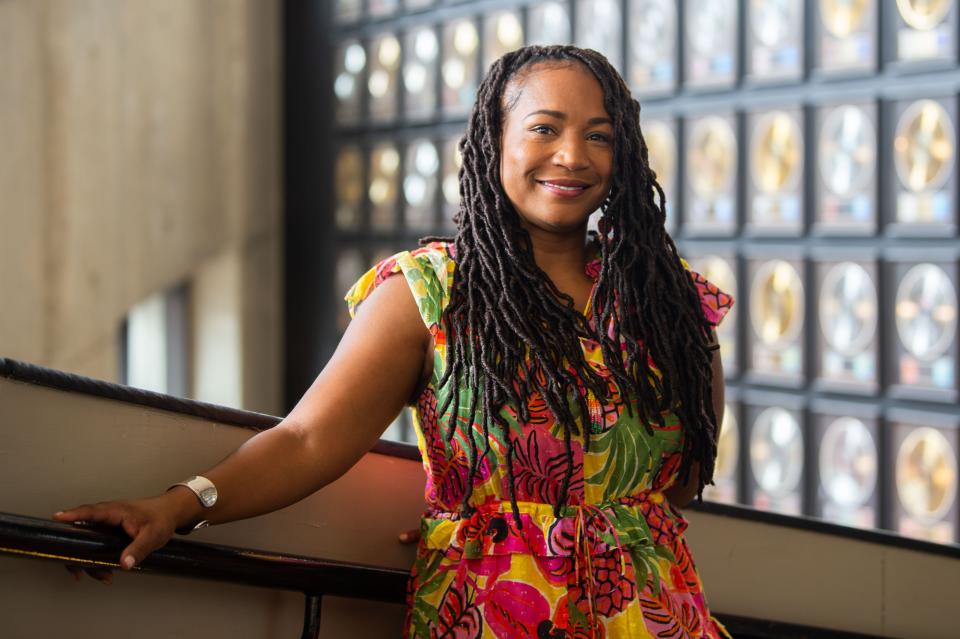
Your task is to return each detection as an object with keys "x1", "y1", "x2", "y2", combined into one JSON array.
[
  {"x1": 54, "y1": 274, "x2": 432, "y2": 569},
  {"x1": 663, "y1": 328, "x2": 725, "y2": 509}
]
